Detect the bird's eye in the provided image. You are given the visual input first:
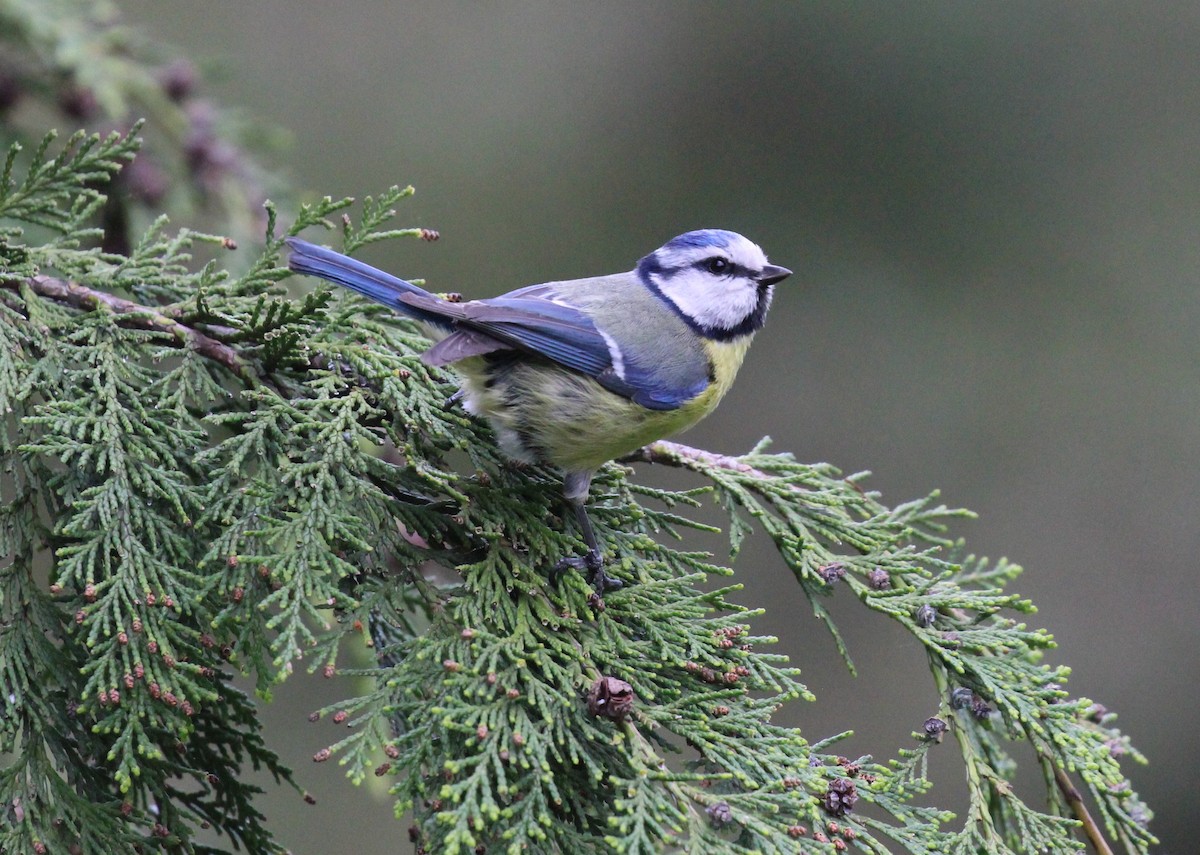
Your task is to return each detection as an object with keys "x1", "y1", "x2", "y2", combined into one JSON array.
[{"x1": 704, "y1": 257, "x2": 730, "y2": 275}]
